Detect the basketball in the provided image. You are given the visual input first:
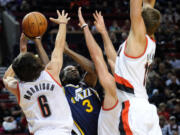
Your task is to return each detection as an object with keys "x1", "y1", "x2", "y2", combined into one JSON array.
[{"x1": 22, "y1": 12, "x2": 48, "y2": 38}]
